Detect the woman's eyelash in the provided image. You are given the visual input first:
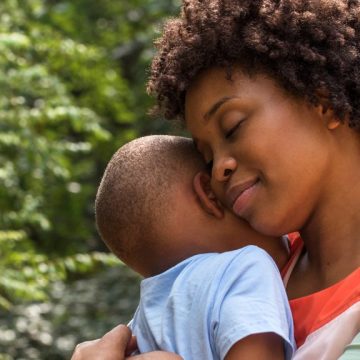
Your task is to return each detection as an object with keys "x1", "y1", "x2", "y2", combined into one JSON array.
[{"x1": 225, "y1": 122, "x2": 241, "y2": 139}]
